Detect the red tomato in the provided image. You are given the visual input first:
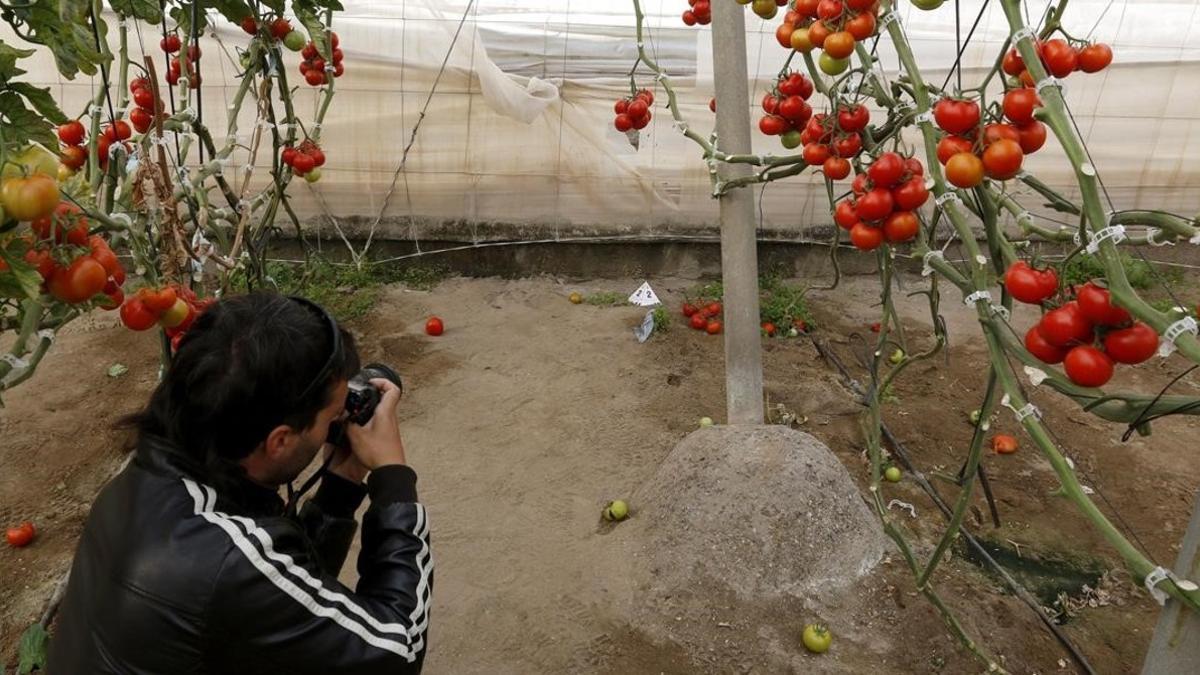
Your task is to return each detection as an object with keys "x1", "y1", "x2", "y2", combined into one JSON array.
[
  {"x1": 1063, "y1": 345, "x2": 1113, "y2": 387},
  {"x1": 982, "y1": 139, "x2": 1024, "y2": 180},
  {"x1": 991, "y1": 434, "x2": 1019, "y2": 455},
  {"x1": 832, "y1": 132, "x2": 862, "y2": 158},
  {"x1": 778, "y1": 95, "x2": 812, "y2": 122},
  {"x1": 161, "y1": 34, "x2": 182, "y2": 53},
  {"x1": 851, "y1": 172, "x2": 869, "y2": 196},
  {"x1": 1103, "y1": 323, "x2": 1159, "y2": 365},
  {"x1": 1002, "y1": 48, "x2": 1025, "y2": 76},
  {"x1": 682, "y1": 303, "x2": 698, "y2": 317},
  {"x1": 58, "y1": 120, "x2": 86, "y2": 146},
  {"x1": 867, "y1": 152, "x2": 905, "y2": 188},
  {"x1": 803, "y1": 143, "x2": 831, "y2": 166},
  {"x1": 823, "y1": 157, "x2": 851, "y2": 180},
  {"x1": 6, "y1": 522, "x2": 35, "y2": 548},
  {"x1": 615, "y1": 99, "x2": 629, "y2": 115},
  {"x1": 882, "y1": 211, "x2": 919, "y2": 243},
  {"x1": 425, "y1": 317, "x2": 444, "y2": 336},
  {"x1": 761, "y1": 94, "x2": 780, "y2": 114},
  {"x1": 141, "y1": 286, "x2": 178, "y2": 313},
  {"x1": 1076, "y1": 282, "x2": 1131, "y2": 326},
  {"x1": 1078, "y1": 43, "x2": 1112, "y2": 73},
  {"x1": 1041, "y1": 39, "x2": 1078, "y2": 78},
  {"x1": 845, "y1": 11, "x2": 876, "y2": 40},
  {"x1": 31, "y1": 202, "x2": 88, "y2": 245},
  {"x1": 1015, "y1": 121, "x2": 1047, "y2": 154},
  {"x1": 892, "y1": 177, "x2": 929, "y2": 211},
  {"x1": 933, "y1": 98, "x2": 980, "y2": 135},
  {"x1": 24, "y1": 248, "x2": 56, "y2": 282},
  {"x1": 99, "y1": 289, "x2": 124, "y2": 311},
  {"x1": 945, "y1": 152, "x2": 985, "y2": 188},
  {"x1": 1002, "y1": 88, "x2": 1040, "y2": 125},
  {"x1": 1025, "y1": 325, "x2": 1067, "y2": 364},
  {"x1": 706, "y1": 320, "x2": 723, "y2": 335},
  {"x1": 982, "y1": 123, "x2": 1021, "y2": 147},
  {"x1": 49, "y1": 256, "x2": 107, "y2": 304},
  {"x1": 240, "y1": 16, "x2": 258, "y2": 35},
  {"x1": 796, "y1": 0, "x2": 820, "y2": 16},
  {"x1": 834, "y1": 199, "x2": 859, "y2": 229},
  {"x1": 774, "y1": 22, "x2": 794, "y2": 47},
  {"x1": 61, "y1": 145, "x2": 88, "y2": 170},
  {"x1": 689, "y1": 313, "x2": 707, "y2": 330},
  {"x1": 1004, "y1": 261, "x2": 1057, "y2": 304},
  {"x1": 708, "y1": 97, "x2": 716, "y2": 113},
  {"x1": 837, "y1": 104, "x2": 869, "y2": 132},
  {"x1": 855, "y1": 188, "x2": 894, "y2": 222},
  {"x1": 849, "y1": 222, "x2": 883, "y2": 251},
  {"x1": 614, "y1": 114, "x2": 633, "y2": 132},
  {"x1": 271, "y1": 17, "x2": 293, "y2": 40},
  {"x1": 823, "y1": 31, "x2": 856, "y2": 59},
  {"x1": 706, "y1": 302, "x2": 722, "y2": 315},
  {"x1": 816, "y1": 0, "x2": 843, "y2": 21},
  {"x1": 130, "y1": 107, "x2": 154, "y2": 134},
  {"x1": 90, "y1": 245, "x2": 121, "y2": 279},
  {"x1": 761, "y1": 322, "x2": 777, "y2": 337},
  {"x1": 904, "y1": 157, "x2": 924, "y2": 177},
  {"x1": 1037, "y1": 301, "x2": 1094, "y2": 347},
  {"x1": 936, "y1": 135, "x2": 974, "y2": 165},
  {"x1": 759, "y1": 115, "x2": 788, "y2": 136}
]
